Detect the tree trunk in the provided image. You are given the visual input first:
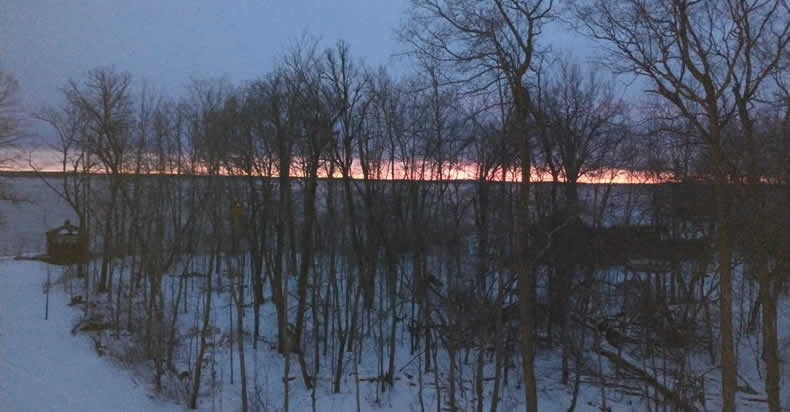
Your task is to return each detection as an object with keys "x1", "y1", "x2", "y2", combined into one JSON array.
[
  {"x1": 231, "y1": 259, "x2": 249, "y2": 412},
  {"x1": 714, "y1": 168, "x2": 736, "y2": 412},
  {"x1": 98, "y1": 182, "x2": 118, "y2": 292},
  {"x1": 273, "y1": 146, "x2": 291, "y2": 353},
  {"x1": 760, "y1": 267, "x2": 780, "y2": 412},
  {"x1": 295, "y1": 166, "x2": 319, "y2": 389},
  {"x1": 188, "y1": 255, "x2": 214, "y2": 410},
  {"x1": 516, "y1": 94, "x2": 537, "y2": 412}
]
